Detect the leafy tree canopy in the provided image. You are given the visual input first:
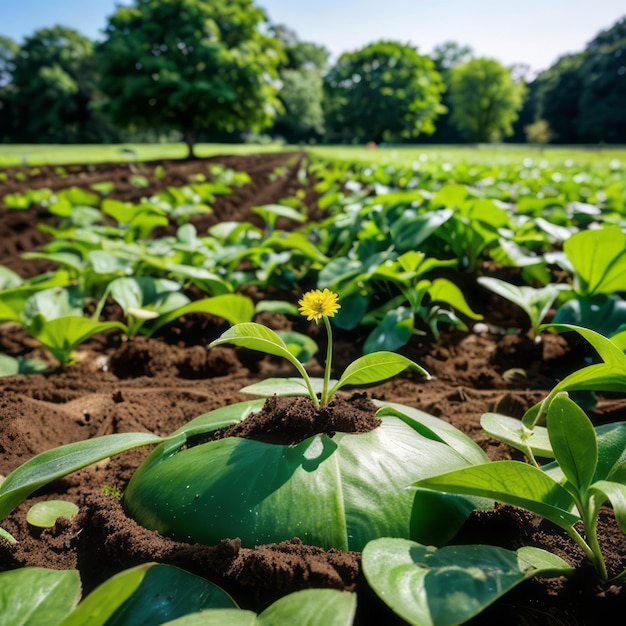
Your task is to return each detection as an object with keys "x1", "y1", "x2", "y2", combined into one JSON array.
[
  {"x1": 578, "y1": 16, "x2": 626, "y2": 142},
  {"x1": 269, "y1": 25, "x2": 328, "y2": 142},
  {"x1": 324, "y1": 40, "x2": 445, "y2": 144},
  {"x1": 97, "y1": 0, "x2": 283, "y2": 157},
  {"x1": 0, "y1": 35, "x2": 18, "y2": 87},
  {"x1": 450, "y1": 57, "x2": 526, "y2": 142},
  {"x1": 271, "y1": 24, "x2": 329, "y2": 71},
  {"x1": 6, "y1": 26, "x2": 99, "y2": 142}
]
